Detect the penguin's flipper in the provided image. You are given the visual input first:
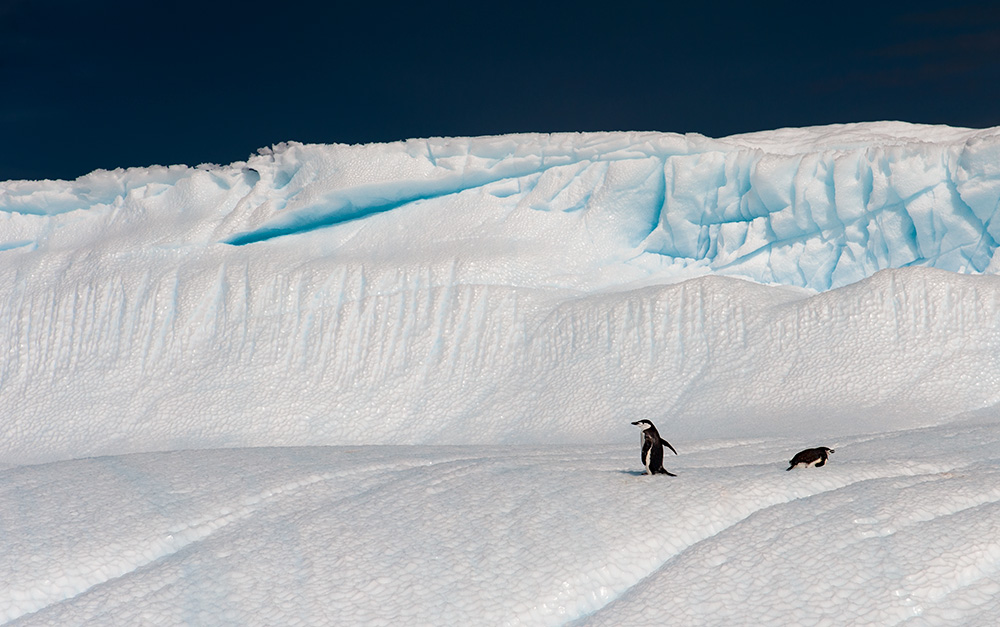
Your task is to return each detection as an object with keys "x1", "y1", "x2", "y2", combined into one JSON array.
[
  {"x1": 661, "y1": 440, "x2": 678, "y2": 456},
  {"x1": 815, "y1": 458, "x2": 826, "y2": 467}
]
